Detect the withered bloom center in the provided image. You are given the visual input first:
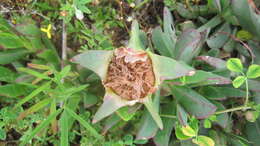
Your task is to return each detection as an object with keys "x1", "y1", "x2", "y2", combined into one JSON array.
[{"x1": 104, "y1": 48, "x2": 155, "y2": 100}]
